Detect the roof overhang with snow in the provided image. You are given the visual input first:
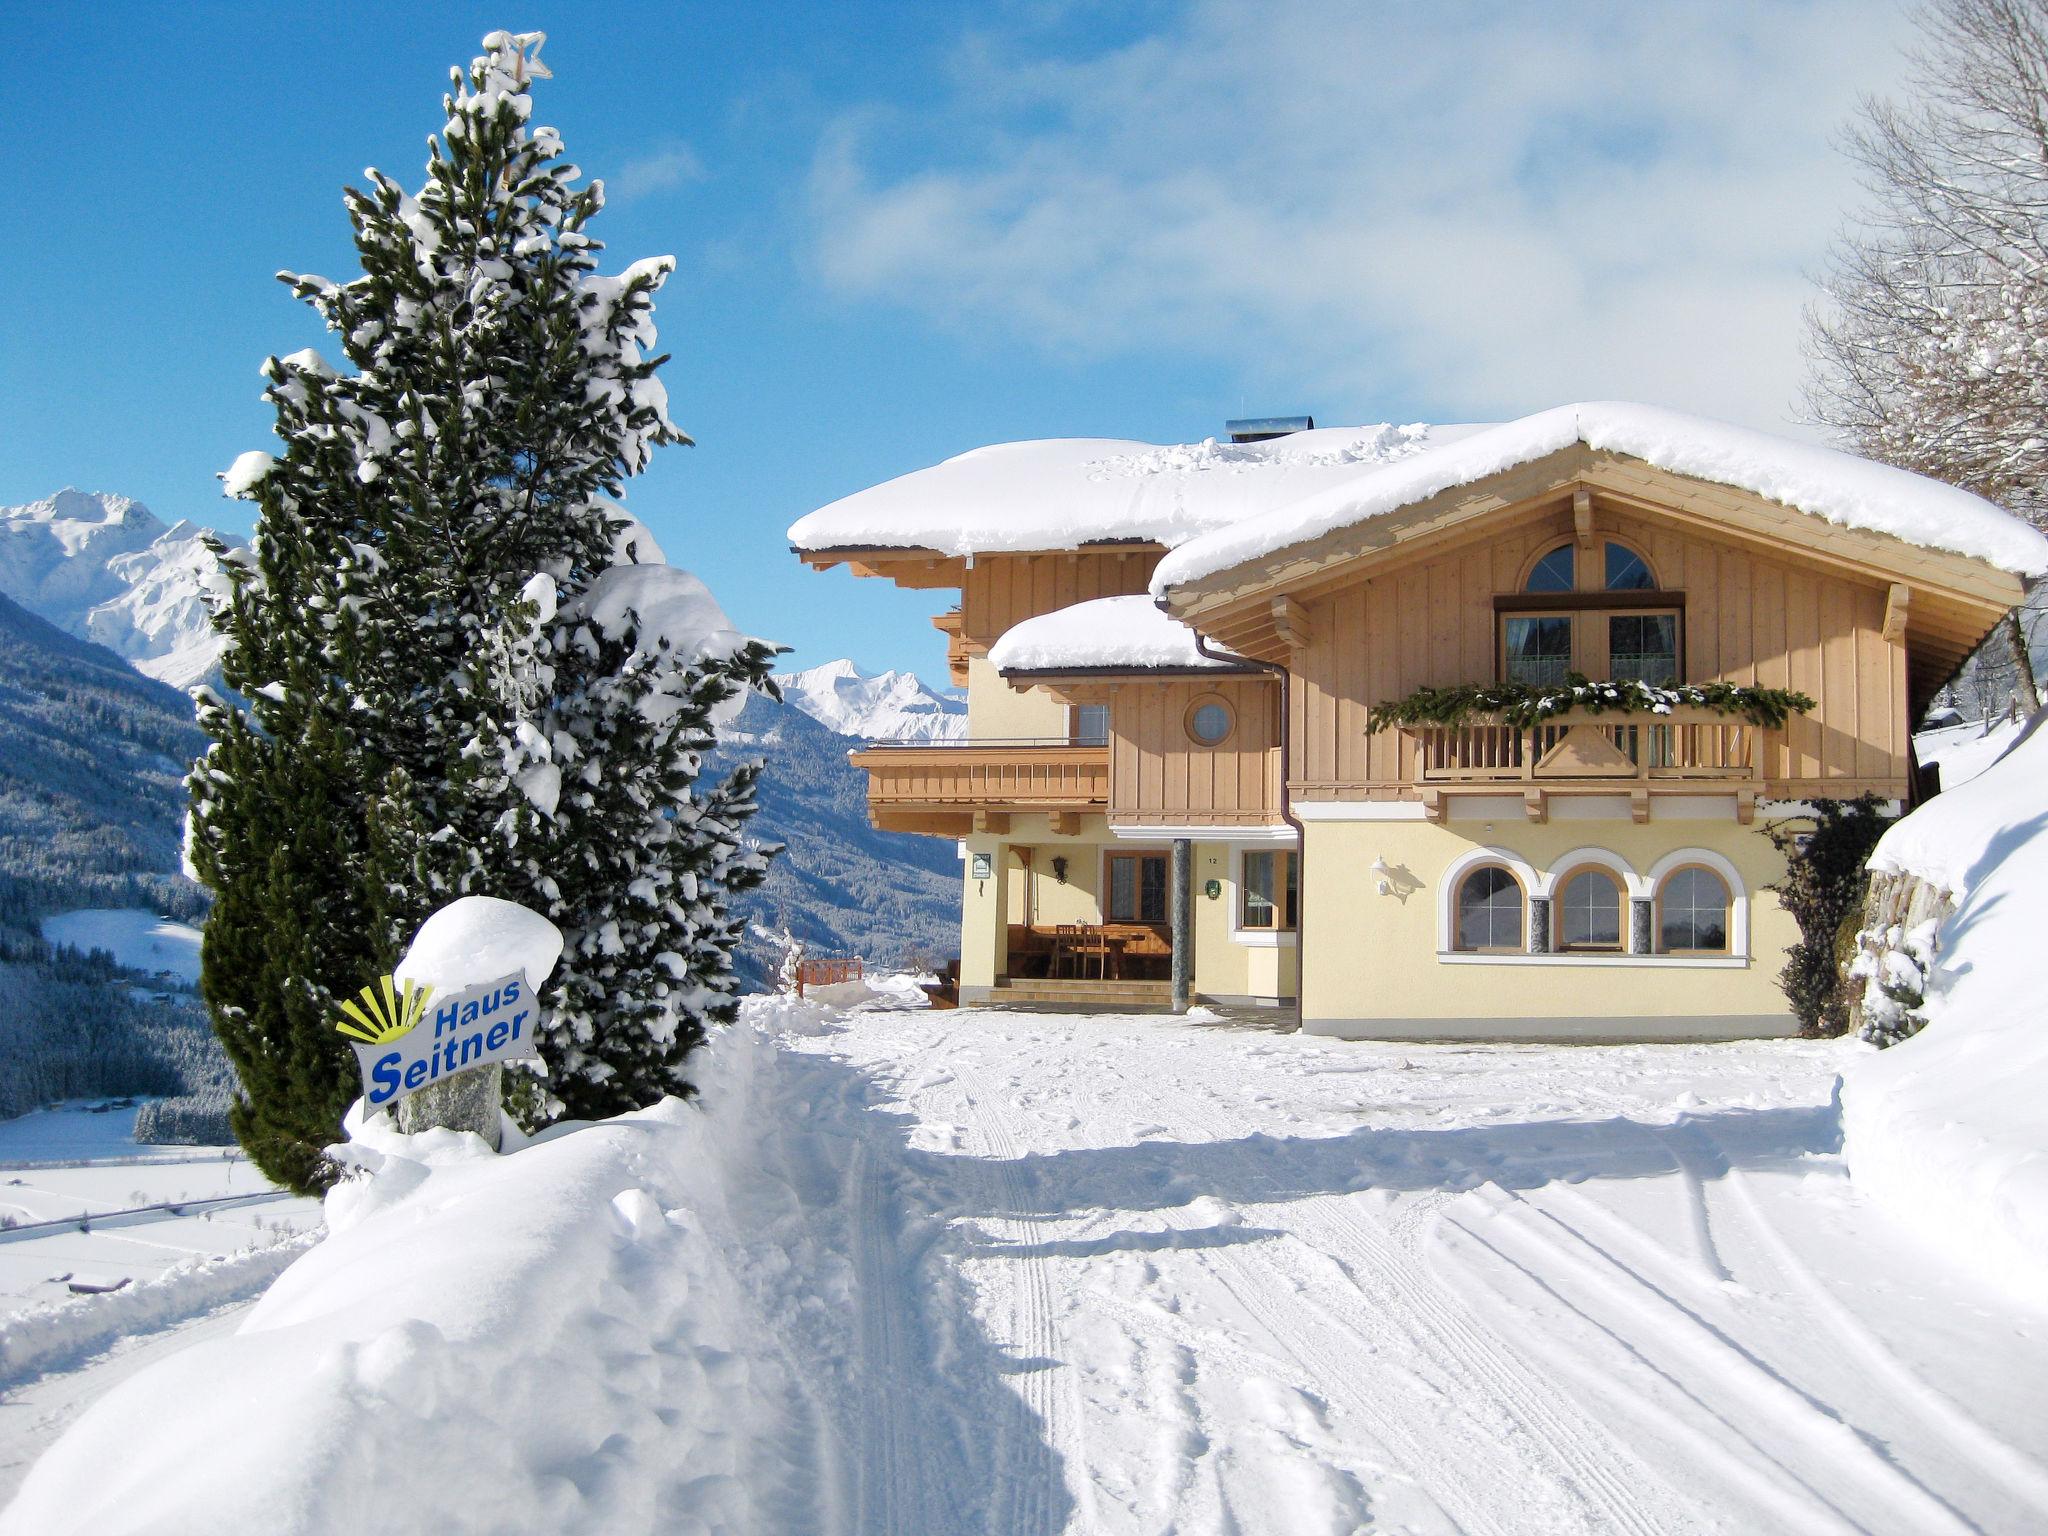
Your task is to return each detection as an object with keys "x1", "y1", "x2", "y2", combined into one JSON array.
[
  {"x1": 1153, "y1": 409, "x2": 2044, "y2": 708},
  {"x1": 786, "y1": 426, "x2": 1471, "y2": 580},
  {"x1": 987, "y1": 595, "x2": 1261, "y2": 683}
]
